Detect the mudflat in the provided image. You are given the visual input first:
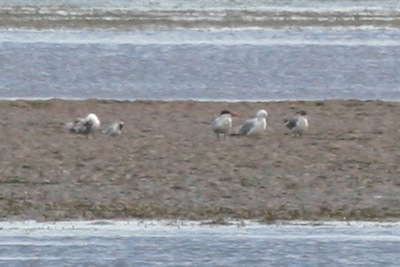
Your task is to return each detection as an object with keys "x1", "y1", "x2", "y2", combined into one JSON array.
[{"x1": 0, "y1": 99, "x2": 399, "y2": 222}]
